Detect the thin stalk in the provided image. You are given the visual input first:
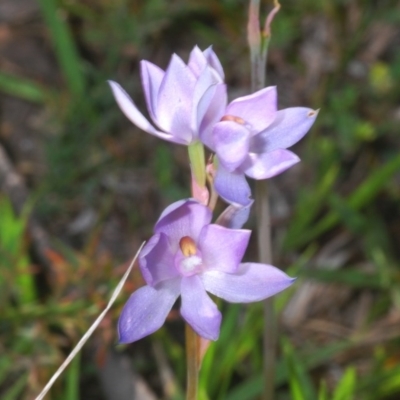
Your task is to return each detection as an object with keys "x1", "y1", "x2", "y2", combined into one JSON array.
[
  {"x1": 185, "y1": 141, "x2": 209, "y2": 400},
  {"x1": 188, "y1": 141, "x2": 206, "y2": 189},
  {"x1": 256, "y1": 180, "x2": 275, "y2": 400},
  {"x1": 185, "y1": 323, "x2": 200, "y2": 400},
  {"x1": 247, "y1": 1, "x2": 280, "y2": 399}
]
